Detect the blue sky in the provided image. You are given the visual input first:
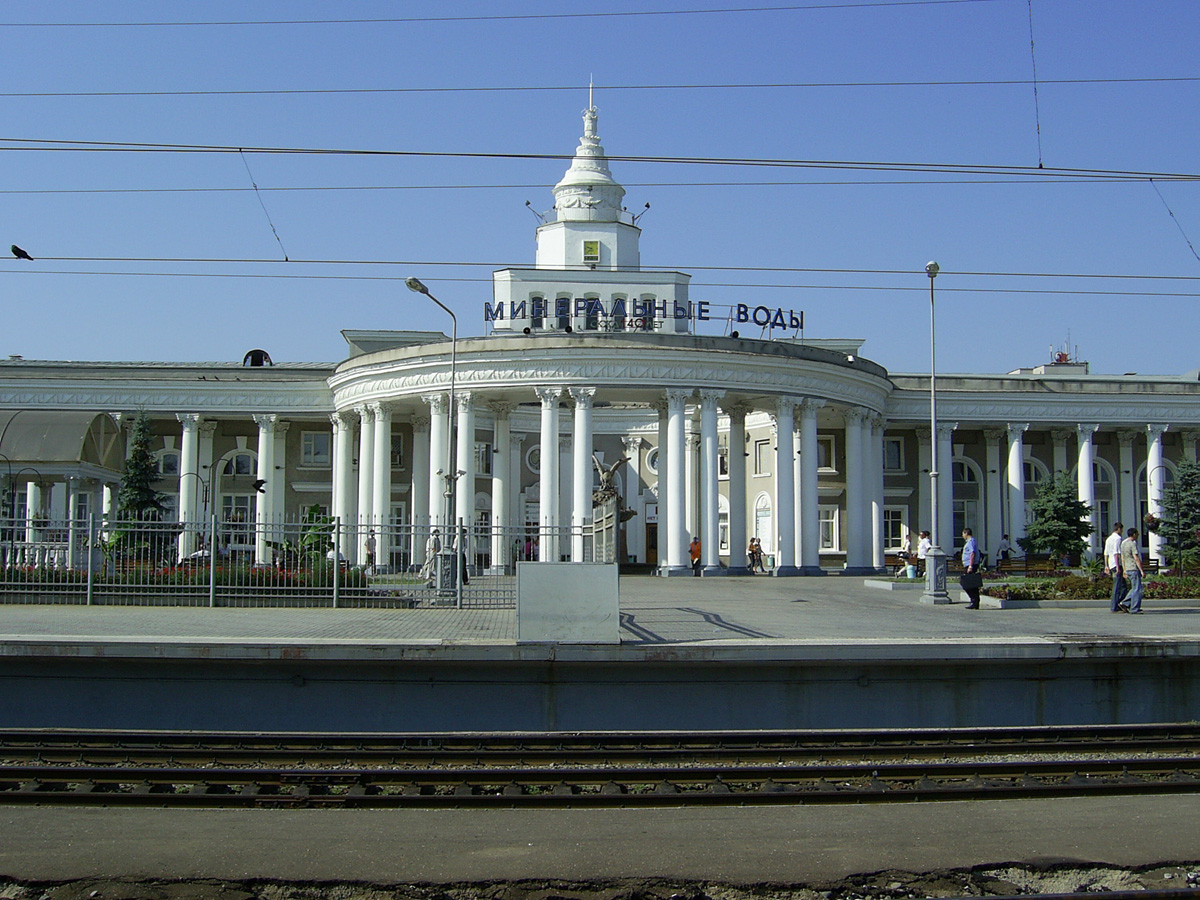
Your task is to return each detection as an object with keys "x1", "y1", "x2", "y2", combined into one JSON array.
[{"x1": 1, "y1": 0, "x2": 1197, "y2": 376}]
